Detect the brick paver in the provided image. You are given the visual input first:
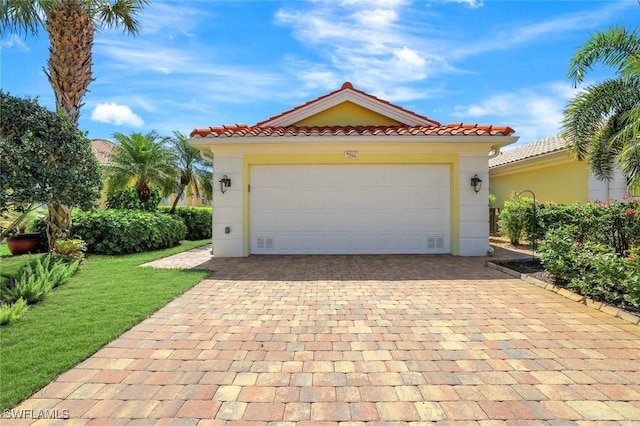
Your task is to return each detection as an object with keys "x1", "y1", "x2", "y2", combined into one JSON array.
[{"x1": 9, "y1": 251, "x2": 640, "y2": 424}]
